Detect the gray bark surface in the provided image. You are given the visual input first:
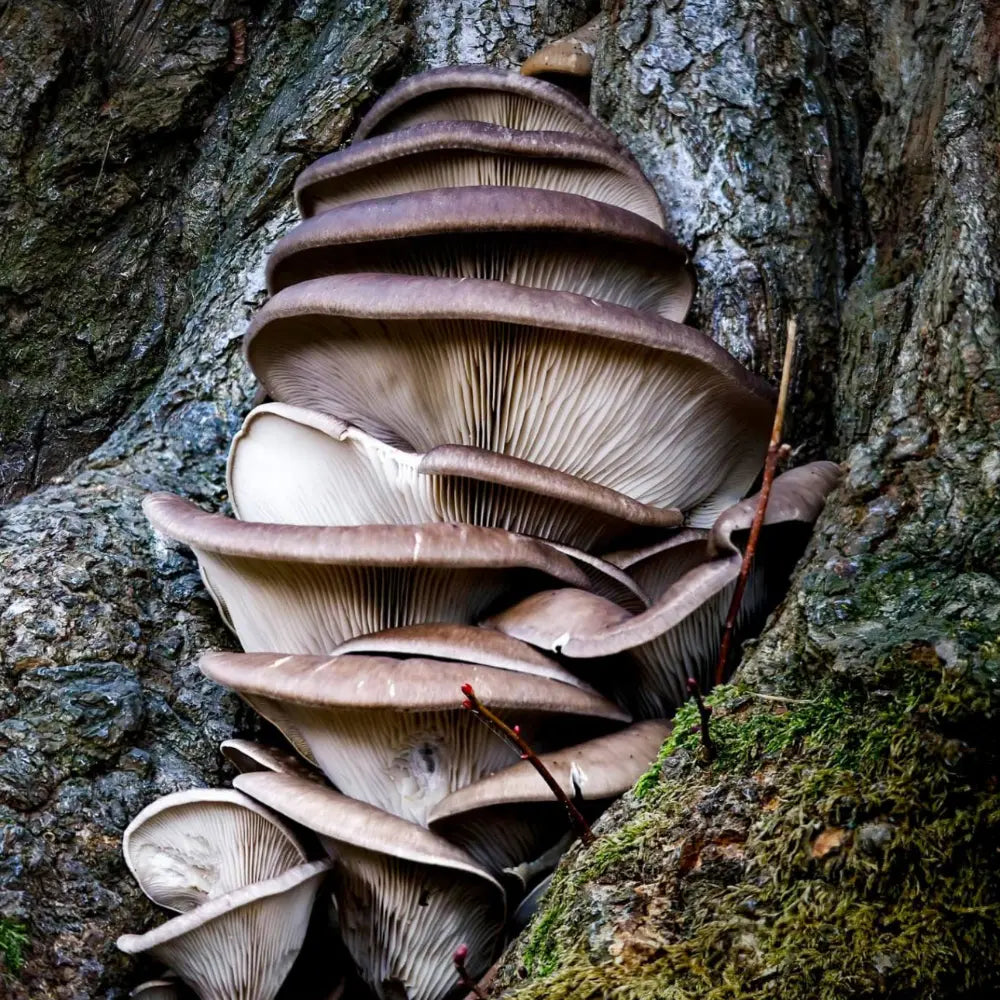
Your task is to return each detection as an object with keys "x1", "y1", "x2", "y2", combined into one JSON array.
[{"x1": 1, "y1": 0, "x2": 997, "y2": 996}]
